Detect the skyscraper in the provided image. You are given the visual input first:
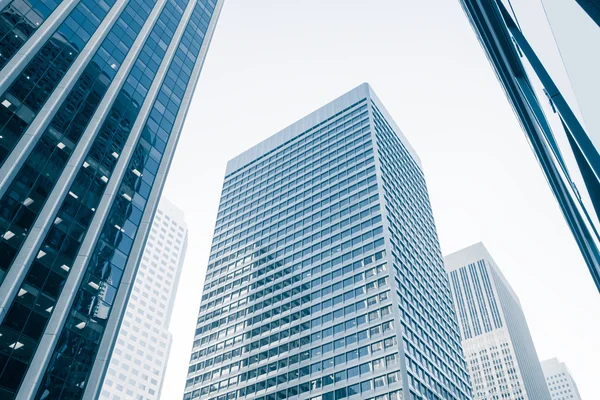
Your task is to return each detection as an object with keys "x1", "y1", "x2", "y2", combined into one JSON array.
[
  {"x1": 458, "y1": 0, "x2": 600, "y2": 293},
  {"x1": 541, "y1": 358, "x2": 583, "y2": 400},
  {"x1": 0, "y1": 0, "x2": 222, "y2": 398},
  {"x1": 184, "y1": 83, "x2": 471, "y2": 400},
  {"x1": 445, "y1": 243, "x2": 550, "y2": 400},
  {"x1": 100, "y1": 197, "x2": 188, "y2": 400}
]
